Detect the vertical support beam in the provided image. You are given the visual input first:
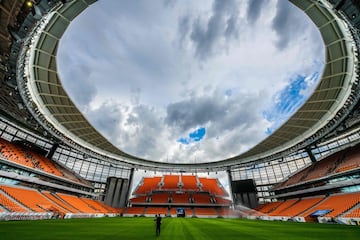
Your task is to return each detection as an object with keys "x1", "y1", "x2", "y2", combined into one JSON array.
[
  {"x1": 227, "y1": 168, "x2": 234, "y2": 207},
  {"x1": 305, "y1": 147, "x2": 317, "y2": 163},
  {"x1": 125, "y1": 168, "x2": 135, "y2": 207},
  {"x1": 46, "y1": 142, "x2": 59, "y2": 159}
]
